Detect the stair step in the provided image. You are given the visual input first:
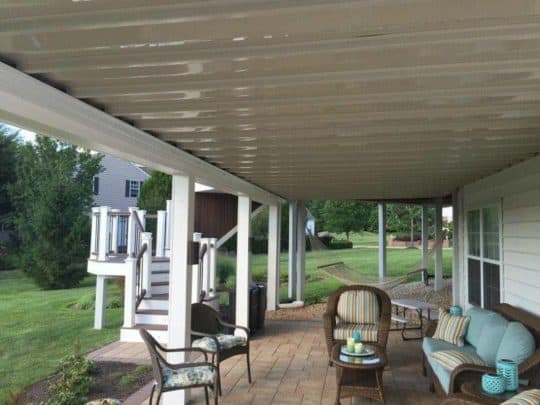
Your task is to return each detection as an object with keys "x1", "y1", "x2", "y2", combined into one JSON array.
[
  {"x1": 138, "y1": 295, "x2": 169, "y2": 311},
  {"x1": 151, "y1": 281, "x2": 169, "y2": 286},
  {"x1": 152, "y1": 270, "x2": 169, "y2": 274},
  {"x1": 135, "y1": 311, "x2": 168, "y2": 325},
  {"x1": 121, "y1": 323, "x2": 168, "y2": 343},
  {"x1": 137, "y1": 309, "x2": 168, "y2": 315}
]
